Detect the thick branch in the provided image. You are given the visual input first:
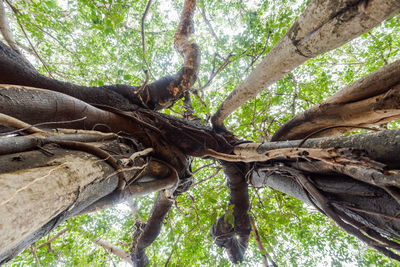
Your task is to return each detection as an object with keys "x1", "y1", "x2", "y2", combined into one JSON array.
[
  {"x1": 78, "y1": 159, "x2": 178, "y2": 215},
  {"x1": 130, "y1": 190, "x2": 173, "y2": 267},
  {"x1": 0, "y1": 140, "x2": 143, "y2": 263},
  {"x1": 0, "y1": 84, "x2": 235, "y2": 160},
  {"x1": 235, "y1": 128, "x2": 400, "y2": 168},
  {"x1": 0, "y1": 0, "x2": 18, "y2": 53},
  {"x1": 0, "y1": 38, "x2": 188, "y2": 110},
  {"x1": 210, "y1": 162, "x2": 250, "y2": 264},
  {"x1": 172, "y1": 0, "x2": 200, "y2": 95},
  {"x1": 272, "y1": 60, "x2": 400, "y2": 141},
  {"x1": 212, "y1": 0, "x2": 400, "y2": 130}
]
